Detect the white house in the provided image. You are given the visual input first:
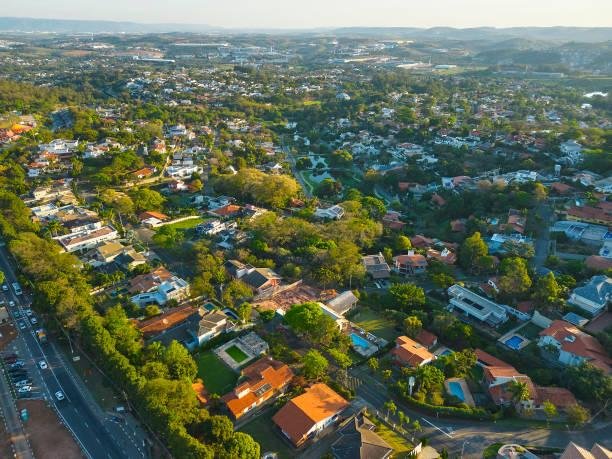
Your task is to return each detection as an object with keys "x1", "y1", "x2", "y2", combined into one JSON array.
[
  {"x1": 568, "y1": 275, "x2": 612, "y2": 315},
  {"x1": 314, "y1": 205, "x2": 345, "y2": 220},
  {"x1": 447, "y1": 284, "x2": 508, "y2": 326}
]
